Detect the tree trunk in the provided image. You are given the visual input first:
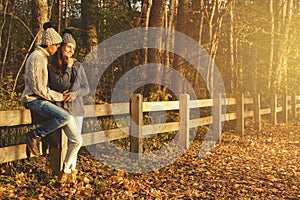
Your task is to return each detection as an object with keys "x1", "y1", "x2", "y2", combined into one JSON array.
[
  {"x1": 65, "y1": 0, "x2": 69, "y2": 28},
  {"x1": 173, "y1": 0, "x2": 189, "y2": 96},
  {"x1": 271, "y1": 0, "x2": 293, "y2": 94},
  {"x1": 57, "y1": 0, "x2": 62, "y2": 33},
  {"x1": 138, "y1": 0, "x2": 152, "y2": 67},
  {"x1": 81, "y1": 0, "x2": 98, "y2": 53},
  {"x1": 0, "y1": 0, "x2": 8, "y2": 50},
  {"x1": 139, "y1": 0, "x2": 151, "y2": 28},
  {"x1": 1, "y1": 12, "x2": 11, "y2": 80},
  {"x1": 49, "y1": 0, "x2": 61, "y2": 32},
  {"x1": 268, "y1": 0, "x2": 275, "y2": 93},
  {"x1": 31, "y1": 0, "x2": 49, "y2": 45},
  {"x1": 205, "y1": 0, "x2": 229, "y2": 97},
  {"x1": 162, "y1": 0, "x2": 178, "y2": 97},
  {"x1": 147, "y1": 0, "x2": 164, "y2": 62},
  {"x1": 192, "y1": 0, "x2": 204, "y2": 96},
  {"x1": 279, "y1": 0, "x2": 293, "y2": 93},
  {"x1": 271, "y1": 0, "x2": 282, "y2": 94},
  {"x1": 0, "y1": 0, "x2": 9, "y2": 79},
  {"x1": 144, "y1": 0, "x2": 166, "y2": 100},
  {"x1": 229, "y1": 0, "x2": 237, "y2": 95}
]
